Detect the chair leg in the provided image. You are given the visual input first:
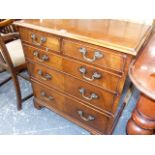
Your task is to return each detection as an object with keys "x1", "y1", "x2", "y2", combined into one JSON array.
[{"x1": 11, "y1": 74, "x2": 22, "y2": 110}]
